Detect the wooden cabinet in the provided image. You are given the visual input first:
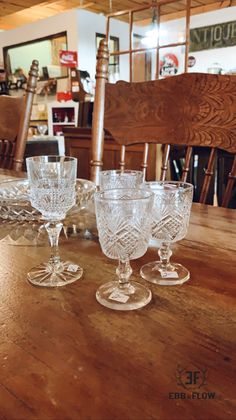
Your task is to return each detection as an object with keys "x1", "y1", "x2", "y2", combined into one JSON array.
[{"x1": 63, "y1": 127, "x2": 157, "y2": 180}]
